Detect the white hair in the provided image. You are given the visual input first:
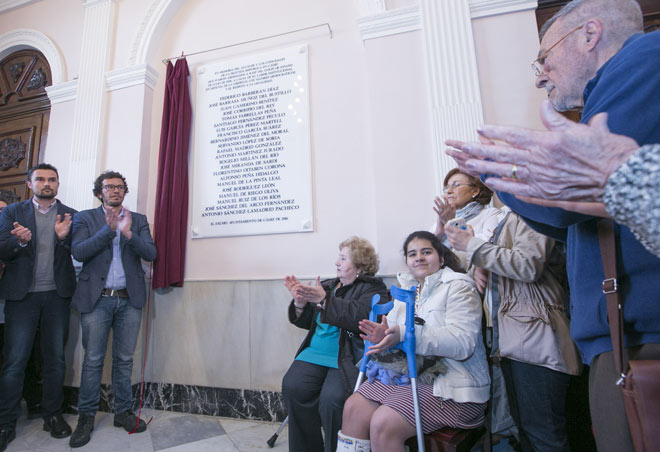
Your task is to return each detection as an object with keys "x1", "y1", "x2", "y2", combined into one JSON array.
[{"x1": 540, "y1": 0, "x2": 643, "y2": 48}]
